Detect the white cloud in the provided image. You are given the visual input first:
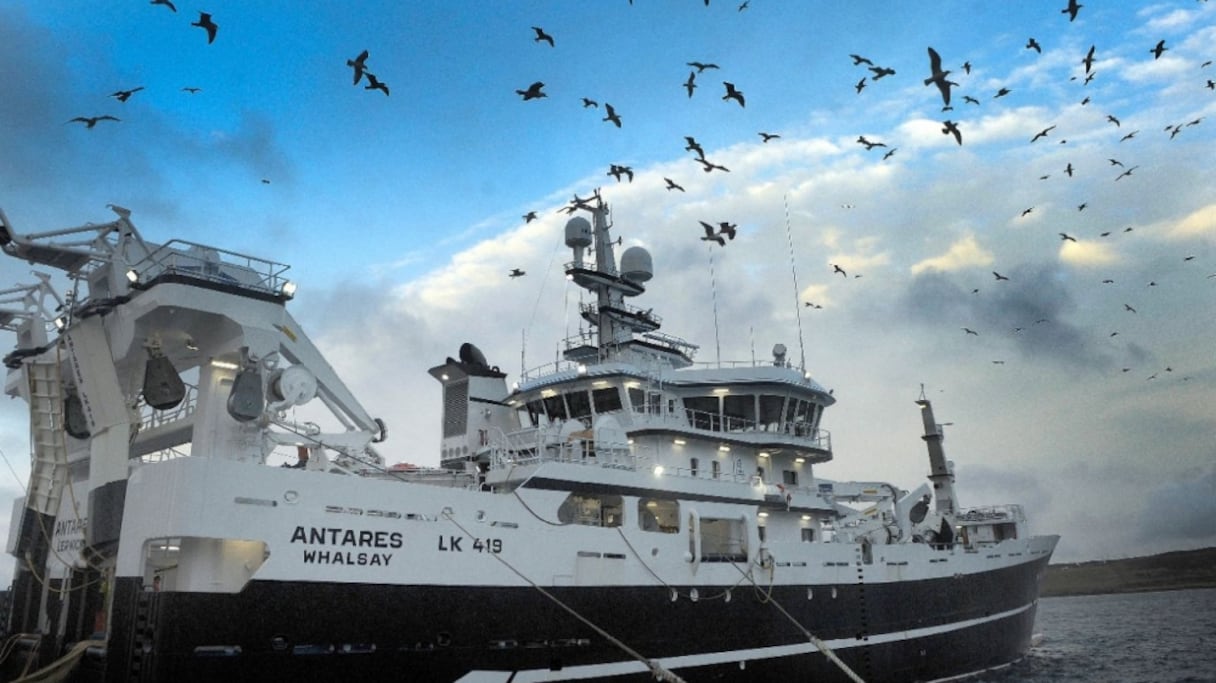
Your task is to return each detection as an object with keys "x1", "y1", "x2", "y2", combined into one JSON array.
[{"x1": 911, "y1": 234, "x2": 994, "y2": 274}]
